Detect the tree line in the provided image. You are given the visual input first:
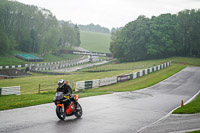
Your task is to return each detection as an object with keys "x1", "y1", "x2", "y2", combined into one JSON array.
[
  {"x1": 78, "y1": 23, "x2": 110, "y2": 34},
  {"x1": 0, "y1": 0, "x2": 81, "y2": 56},
  {"x1": 110, "y1": 9, "x2": 200, "y2": 62}
]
